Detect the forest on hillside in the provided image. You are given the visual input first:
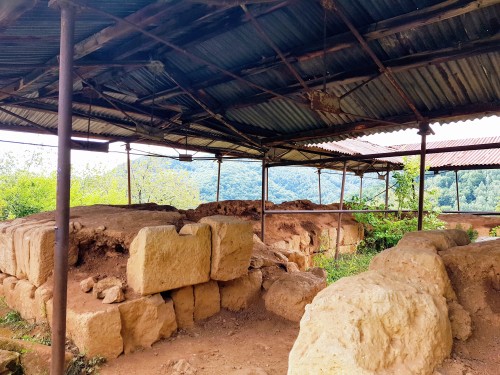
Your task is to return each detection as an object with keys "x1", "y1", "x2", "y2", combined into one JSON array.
[{"x1": 0, "y1": 150, "x2": 498, "y2": 220}]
